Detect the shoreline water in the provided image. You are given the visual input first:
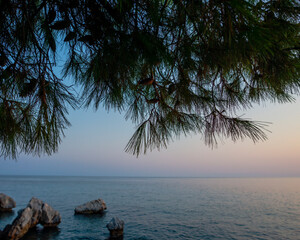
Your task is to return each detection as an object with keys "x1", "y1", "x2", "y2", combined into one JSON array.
[{"x1": 1, "y1": 176, "x2": 299, "y2": 239}]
